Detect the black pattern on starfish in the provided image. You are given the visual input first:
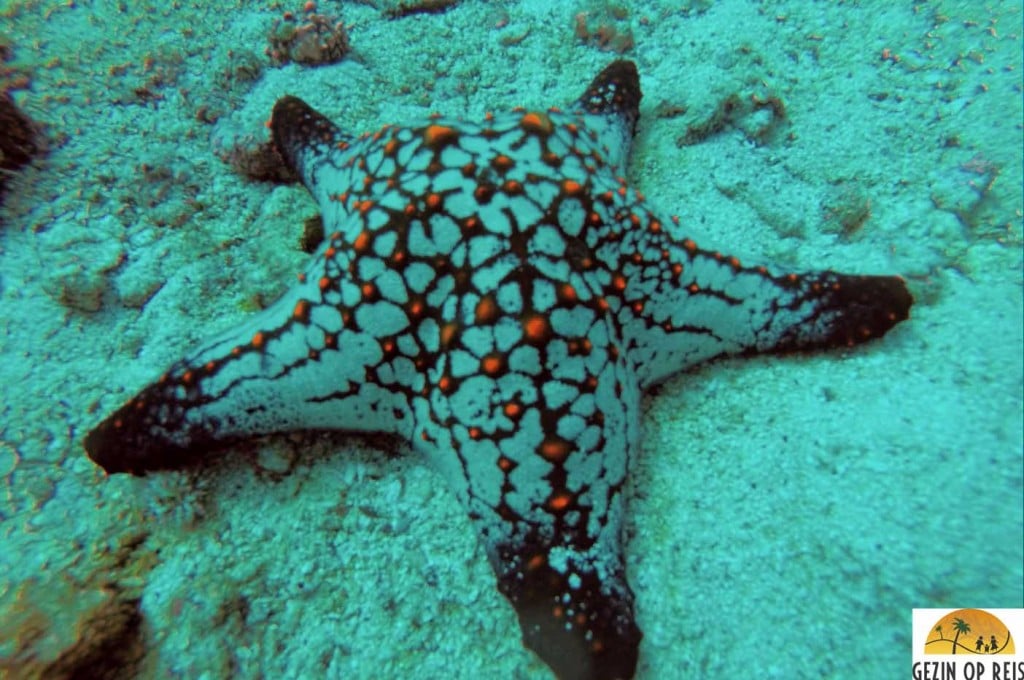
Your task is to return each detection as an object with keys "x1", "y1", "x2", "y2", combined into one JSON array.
[{"x1": 84, "y1": 60, "x2": 911, "y2": 680}]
